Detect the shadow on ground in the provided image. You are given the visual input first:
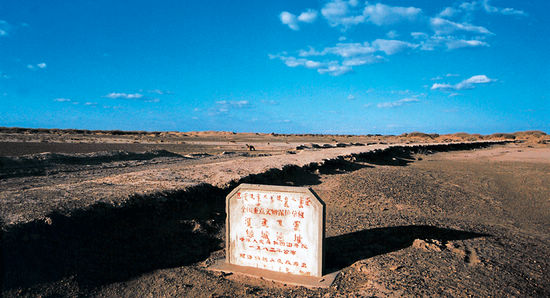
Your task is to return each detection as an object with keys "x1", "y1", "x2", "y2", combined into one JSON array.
[
  {"x1": 325, "y1": 225, "x2": 489, "y2": 273},
  {"x1": 1, "y1": 184, "x2": 226, "y2": 291},
  {"x1": 236, "y1": 160, "x2": 373, "y2": 187}
]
